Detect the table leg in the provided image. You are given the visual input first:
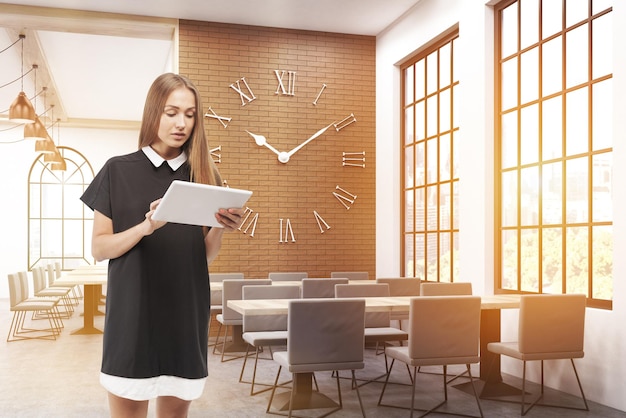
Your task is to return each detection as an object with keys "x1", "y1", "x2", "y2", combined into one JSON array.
[
  {"x1": 272, "y1": 373, "x2": 339, "y2": 411},
  {"x1": 71, "y1": 284, "x2": 103, "y2": 335}
]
